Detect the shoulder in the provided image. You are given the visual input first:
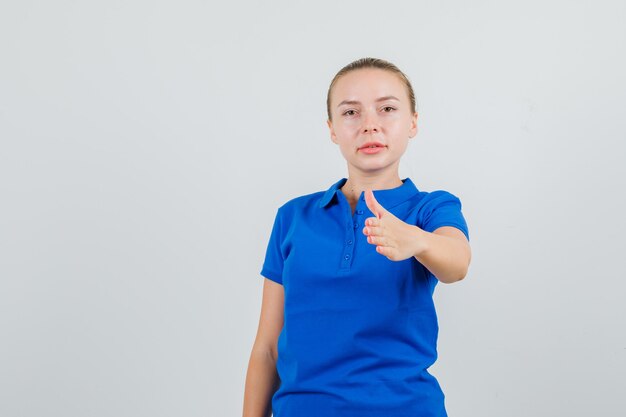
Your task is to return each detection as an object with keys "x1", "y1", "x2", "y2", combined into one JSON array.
[
  {"x1": 405, "y1": 186, "x2": 464, "y2": 214},
  {"x1": 282, "y1": 189, "x2": 325, "y2": 209},
  {"x1": 407, "y1": 185, "x2": 469, "y2": 239},
  {"x1": 423, "y1": 189, "x2": 463, "y2": 206},
  {"x1": 273, "y1": 188, "x2": 327, "y2": 221}
]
